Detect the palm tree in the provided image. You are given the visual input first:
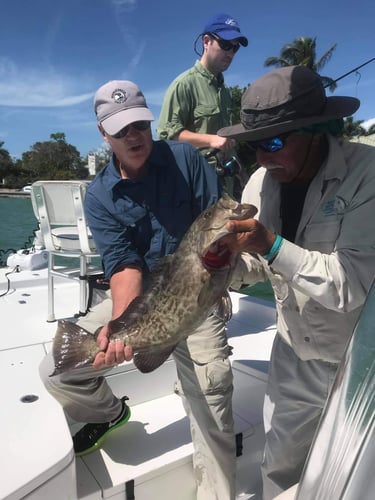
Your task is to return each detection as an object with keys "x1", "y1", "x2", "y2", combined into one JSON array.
[
  {"x1": 264, "y1": 37, "x2": 337, "y2": 92},
  {"x1": 342, "y1": 116, "x2": 366, "y2": 138},
  {"x1": 365, "y1": 124, "x2": 375, "y2": 136}
]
